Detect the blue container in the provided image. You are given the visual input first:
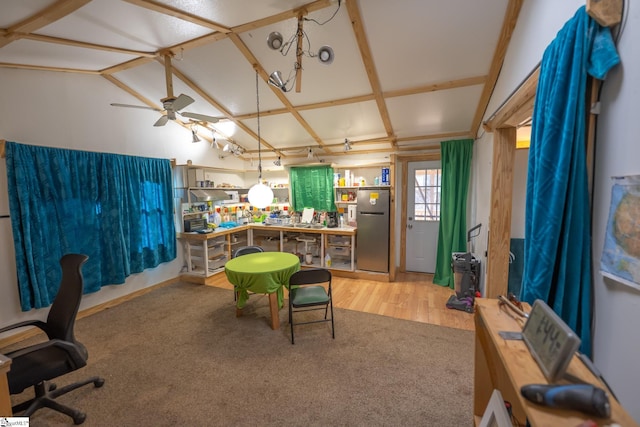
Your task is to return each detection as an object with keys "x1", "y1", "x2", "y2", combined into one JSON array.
[{"x1": 381, "y1": 167, "x2": 390, "y2": 184}]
